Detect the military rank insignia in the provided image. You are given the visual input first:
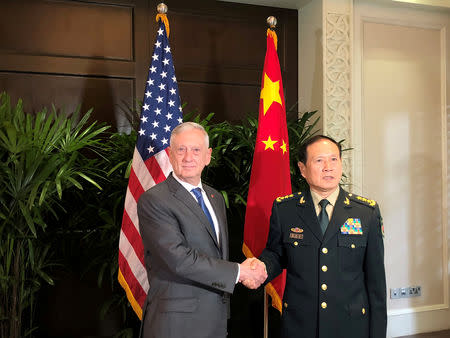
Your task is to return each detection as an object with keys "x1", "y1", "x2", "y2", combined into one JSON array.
[{"x1": 340, "y1": 218, "x2": 363, "y2": 235}]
